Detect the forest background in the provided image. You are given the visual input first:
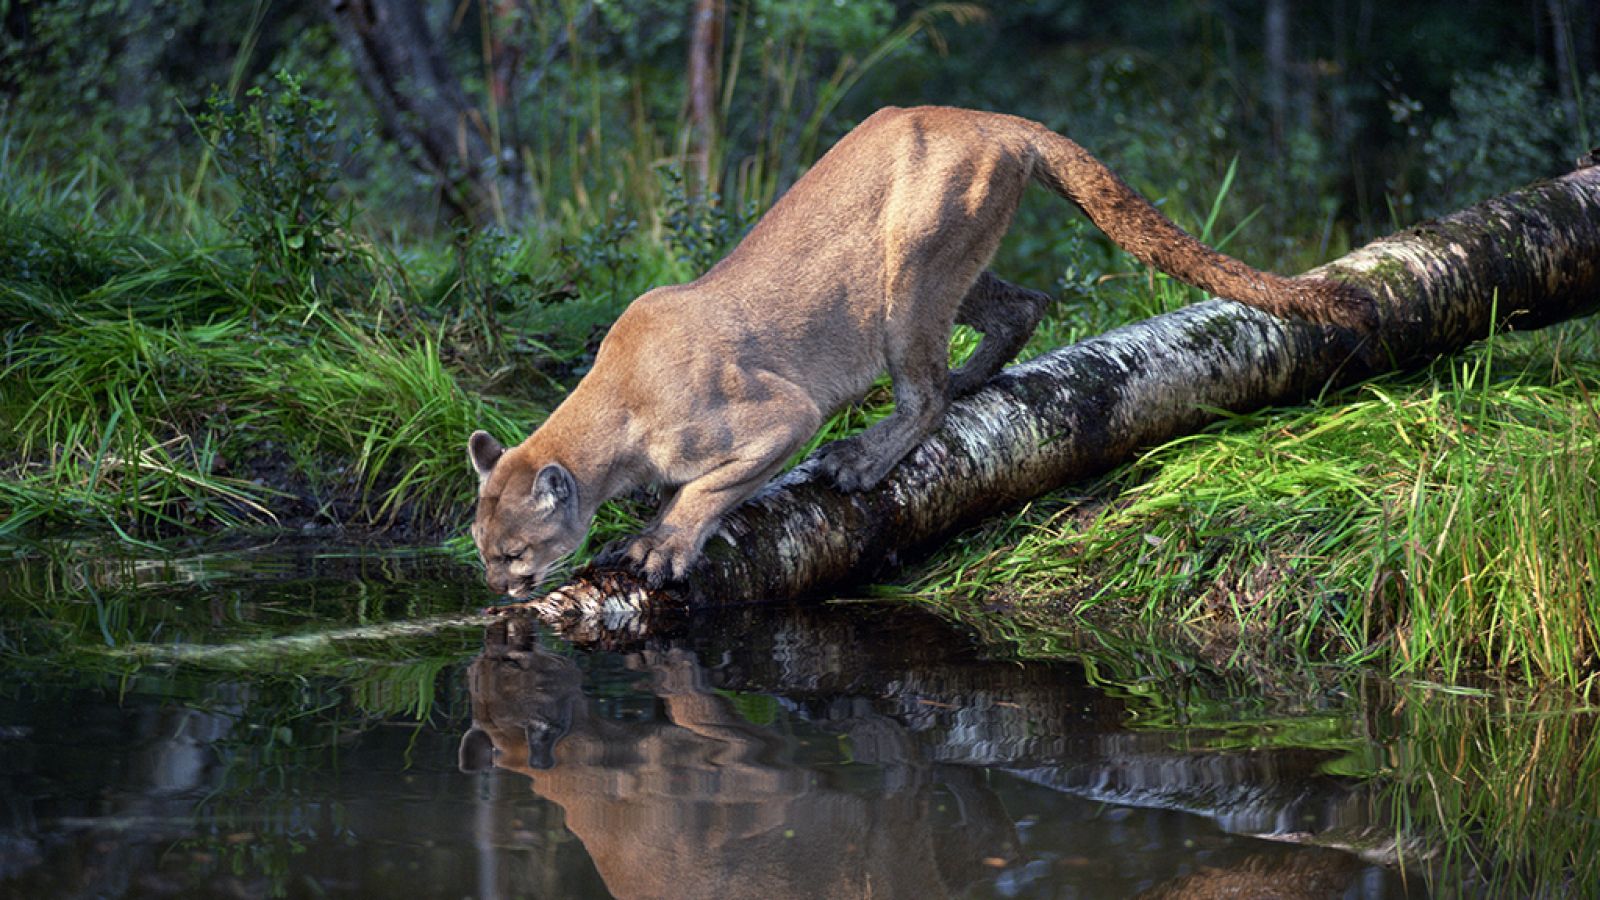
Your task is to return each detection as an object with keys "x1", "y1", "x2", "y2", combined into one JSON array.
[{"x1": 2, "y1": 0, "x2": 1598, "y2": 686}]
